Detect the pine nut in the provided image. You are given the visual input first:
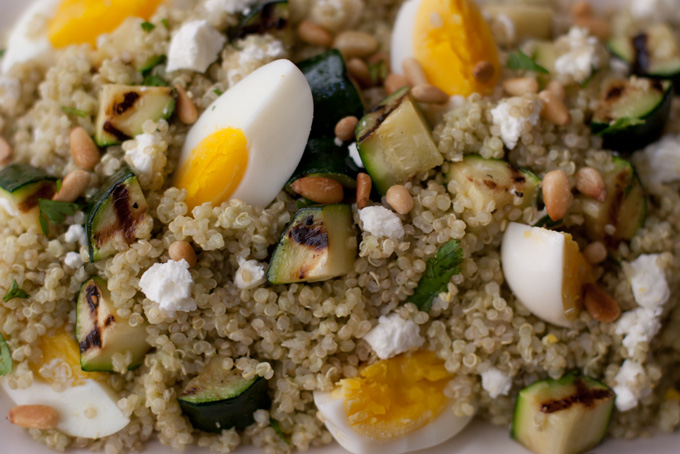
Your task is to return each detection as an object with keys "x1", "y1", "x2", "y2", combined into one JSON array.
[
  {"x1": 411, "y1": 84, "x2": 448, "y2": 104},
  {"x1": 574, "y1": 17, "x2": 611, "y2": 40},
  {"x1": 570, "y1": 1, "x2": 592, "y2": 19},
  {"x1": 290, "y1": 176, "x2": 344, "y2": 204},
  {"x1": 583, "y1": 241, "x2": 607, "y2": 265},
  {"x1": 8, "y1": 405, "x2": 59, "y2": 430},
  {"x1": 169, "y1": 240, "x2": 197, "y2": 267},
  {"x1": 346, "y1": 58, "x2": 373, "y2": 87},
  {"x1": 297, "y1": 21, "x2": 333, "y2": 48},
  {"x1": 333, "y1": 31, "x2": 378, "y2": 59},
  {"x1": 576, "y1": 167, "x2": 606, "y2": 202},
  {"x1": 175, "y1": 85, "x2": 198, "y2": 125},
  {"x1": 583, "y1": 284, "x2": 621, "y2": 323},
  {"x1": 0, "y1": 136, "x2": 12, "y2": 165},
  {"x1": 539, "y1": 90, "x2": 571, "y2": 126},
  {"x1": 384, "y1": 73, "x2": 408, "y2": 95},
  {"x1": 473, "y1": 61, "x2": 495, "y2": 83},
  {"x1": 386, "y1": 185, "x2": 414, "y2": 215},
  {"x1": 546, "y1": 80, "x2": 565, "y2": 101},
  {"x1": 502, "y1": 77, "x2": 539, "y2": 96},
  {"x1": 402, "y1": 57, "x2": 428, "y2": 87},
  {"x1": 356, "y1": 173, "x2": 372, "y2": 209},
  {"x1": 69, "y1": 127, "x2": 100, "y2": 170},
  {"x1": 52, "y1": 169, "x2": 90, "y2": 203},
  {"x1": 335, "y1": 116, "x2": 358, "y2": 142},
  {"x1": 542, "y1": 170, "x2": 572, "y2": 222}
]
